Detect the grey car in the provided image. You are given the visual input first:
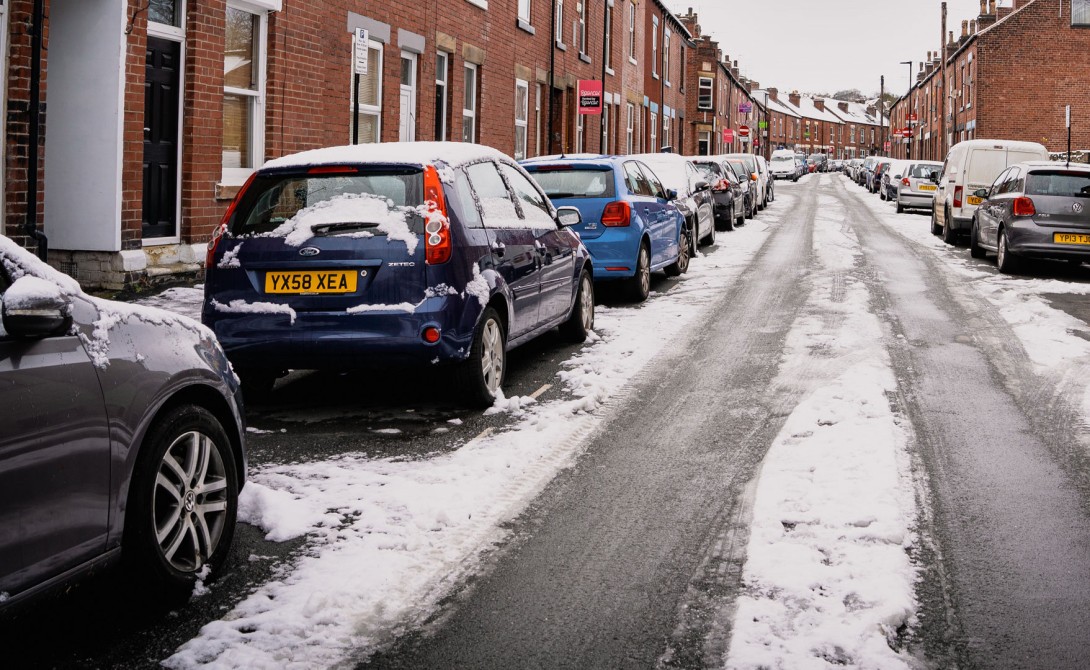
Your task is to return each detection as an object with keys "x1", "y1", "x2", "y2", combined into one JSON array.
[
  {"x1": 970, "y1": 162, "x2": 1090, "y2": 273},
  {"x1": 691, "y1": 158, "x2": 746, "y2": 231},
  {"x1": 0, "y1": 237, "x2": 246, "y2": 611},
  {"x1": 895, "y1": 161, "x2": 943, "y2": 213}
]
